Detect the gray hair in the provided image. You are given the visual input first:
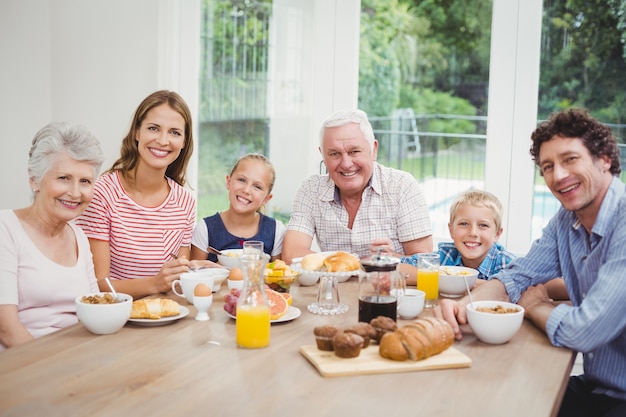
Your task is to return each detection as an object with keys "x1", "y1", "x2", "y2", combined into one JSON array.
[
  {"x1": 318, "y1": 109, "x2": 376, "y2": 151},
  {"x1": 28, "y1": 121, "x2": 105, "y2": 186}
]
